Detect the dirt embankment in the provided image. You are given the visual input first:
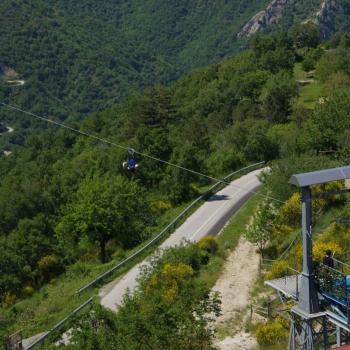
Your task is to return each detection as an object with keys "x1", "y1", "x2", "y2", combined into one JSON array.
[{"x1": 213, "y1": 237, "x2": 260, "y2": 350}]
